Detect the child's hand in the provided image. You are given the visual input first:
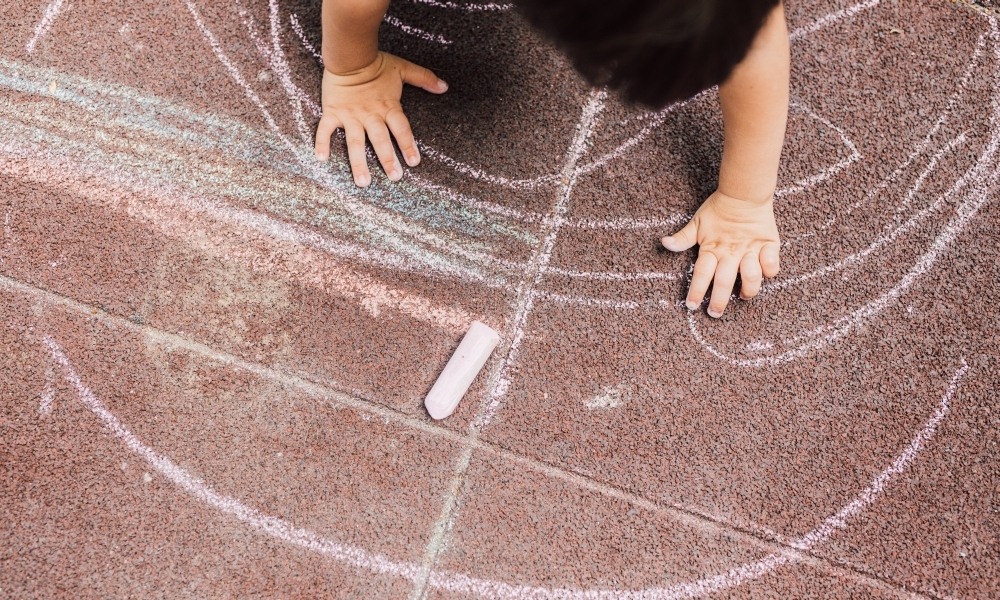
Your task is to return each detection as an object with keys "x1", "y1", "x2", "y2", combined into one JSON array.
[
  {"x1": 314, "y1": 51, "x2": 448, "y2": 186},
  {"x1": 662, "y1": 191, "x2": 780, "y2": 318}
]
